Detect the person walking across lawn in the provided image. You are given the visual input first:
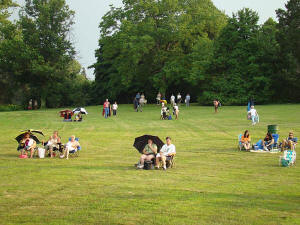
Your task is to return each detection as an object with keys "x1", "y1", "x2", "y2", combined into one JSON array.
[
  {"x1": 185, "y1": 94, "x2": 190, "y2": 107},
  {"x1": 103, "y1": 99, "x2": 110, "y2": 118},
  {"x1": 112, "y1": 101, "x2": 118, "y2": 116}
]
